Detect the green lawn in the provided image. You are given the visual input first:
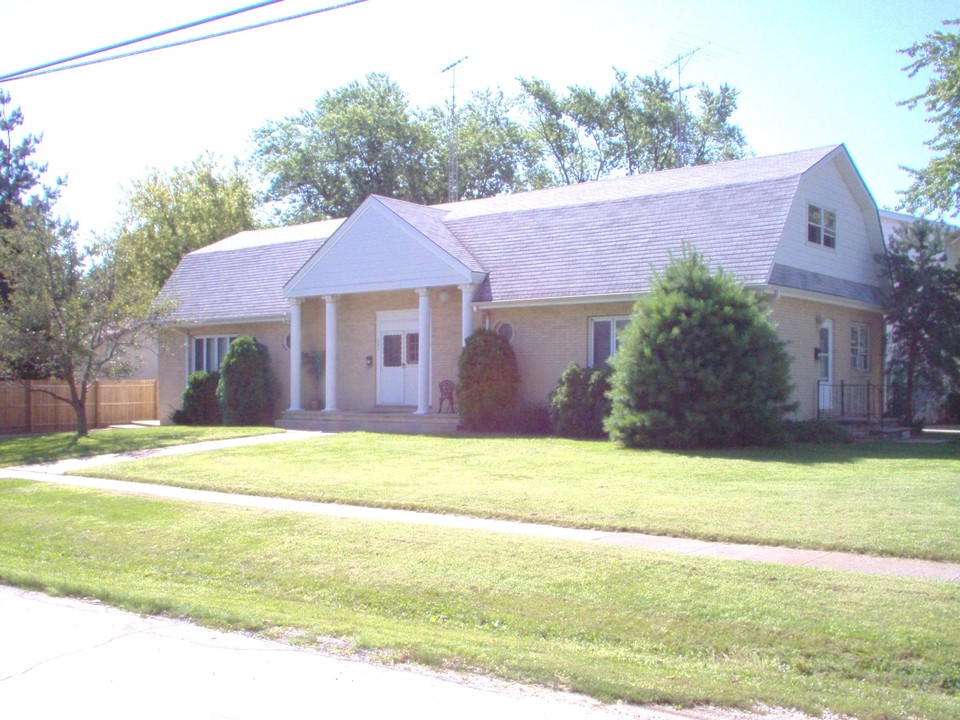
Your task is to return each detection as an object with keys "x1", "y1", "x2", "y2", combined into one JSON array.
[
  {"x1": 0, "y1": 481, "x2": 957, "y2": 720},
  {"x1": 0, "y1": 425, "x2": 281, "y2": 467},
  {"x1": 78, "y1": 433, "x2": 960, "y2": 561}
]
